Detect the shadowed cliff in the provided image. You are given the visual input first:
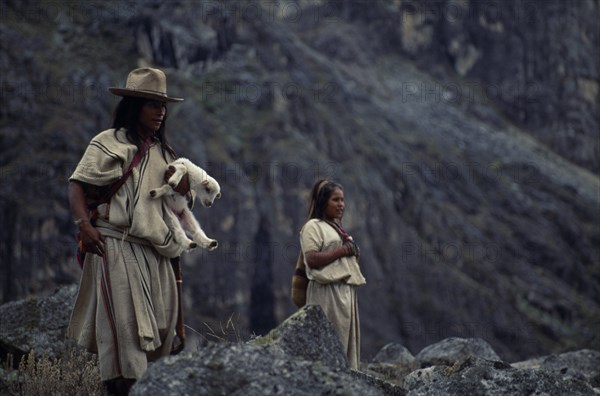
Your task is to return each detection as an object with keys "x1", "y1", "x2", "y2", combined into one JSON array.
[{"x1": 0, "y1": 0, "x2": 598, "y2": 362}]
